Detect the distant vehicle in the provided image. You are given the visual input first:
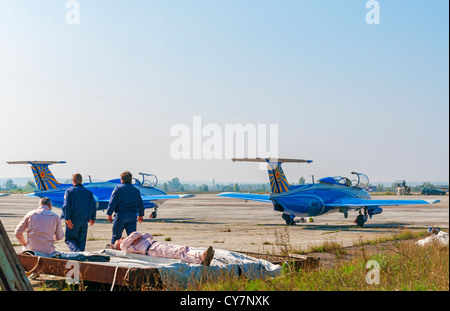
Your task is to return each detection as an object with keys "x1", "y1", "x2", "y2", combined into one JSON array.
[
  {"x1": 421, "y1": 187, "x2": 446, "y2": 196},
  {"x1": 7, "y1": 161, "x2": 195, "y2": 218},
  {"x1": 218, "y1": 158, "x2": 440, "y2": 227}
]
